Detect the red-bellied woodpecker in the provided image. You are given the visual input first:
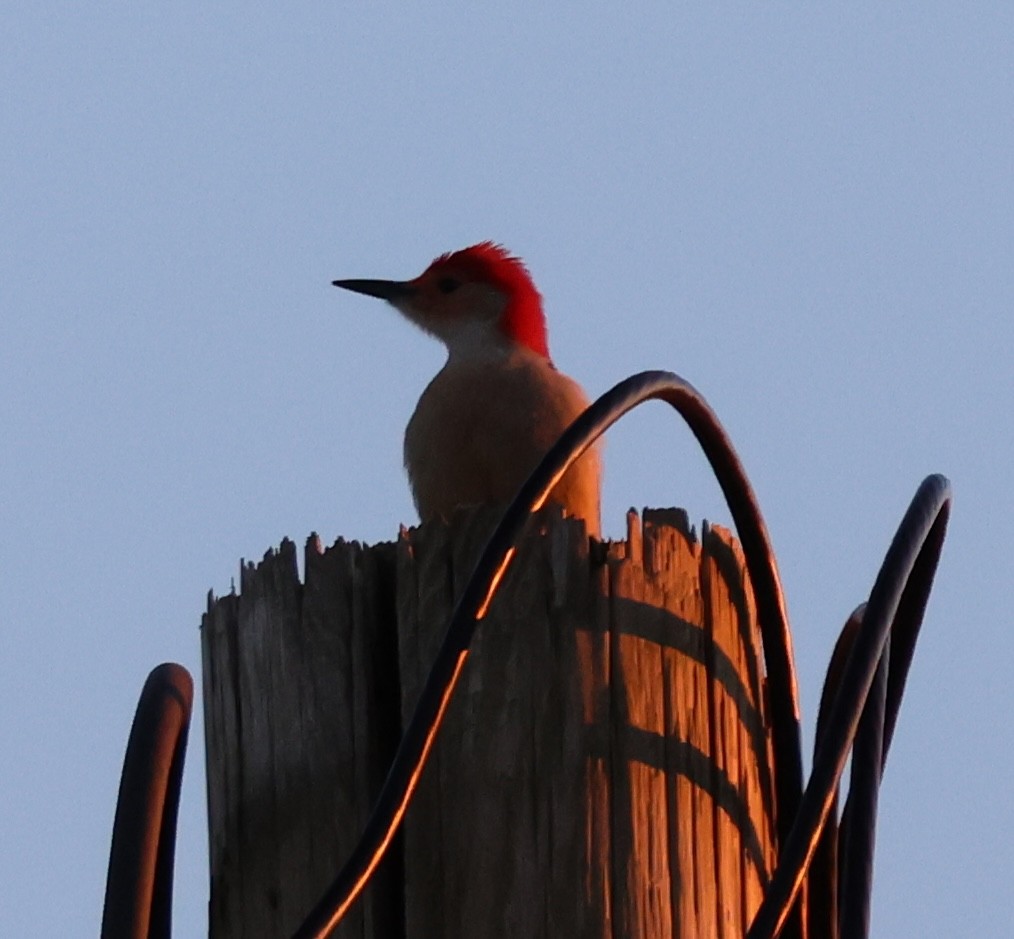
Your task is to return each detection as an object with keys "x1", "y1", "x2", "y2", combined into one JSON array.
[{"x1": 333, "y1": 242, "x2": 602, "y2": 537}]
